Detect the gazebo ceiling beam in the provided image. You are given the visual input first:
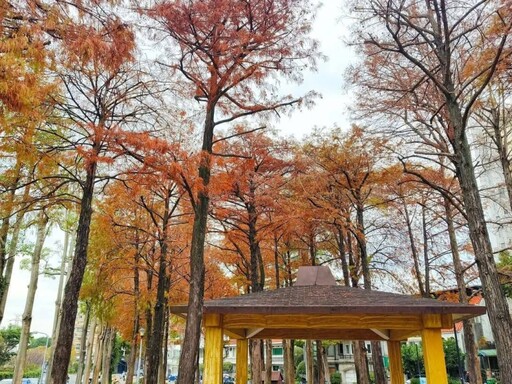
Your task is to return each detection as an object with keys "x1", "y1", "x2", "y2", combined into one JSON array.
[
  {"x1": 223, "y1": 327, "x2": 423, "y2": 341},
  {"x1": 370, "y1": 328, "x2": 390, "y2": 340},
  {"x1": 223, "y1": 313, "x2": 424, "y2": 330},
  {"x1": 246, "y1": 328, "x2": 264, "y2": 338},
  {"x1": 389, "y1": 329, "x2": 421, "y2": 341},
  {"x1": 240, "y1": 328, "x2": 390, "y2": 341},
  {"x1": 224, "y1": 329, "x2": 246, "y2": 339}
]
